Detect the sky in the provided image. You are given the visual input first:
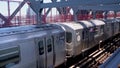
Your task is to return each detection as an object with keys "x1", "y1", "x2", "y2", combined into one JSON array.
[
  {"x1": 0, "y1": 0, "x2": 60, "y2": 16},
  {"x1": 0, "y1": 1, "x2": 30, "y2": 16}
]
